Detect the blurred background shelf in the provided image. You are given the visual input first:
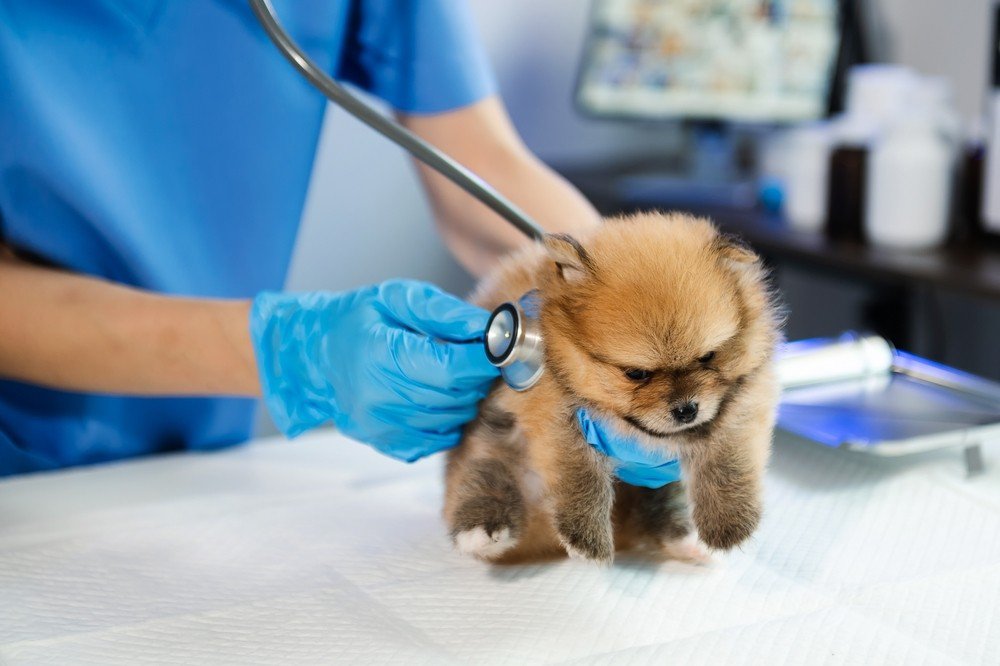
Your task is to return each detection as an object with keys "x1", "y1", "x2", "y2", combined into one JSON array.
[{"x1": 558, "y1": 163, "x2": 1000, "y2": 302}]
